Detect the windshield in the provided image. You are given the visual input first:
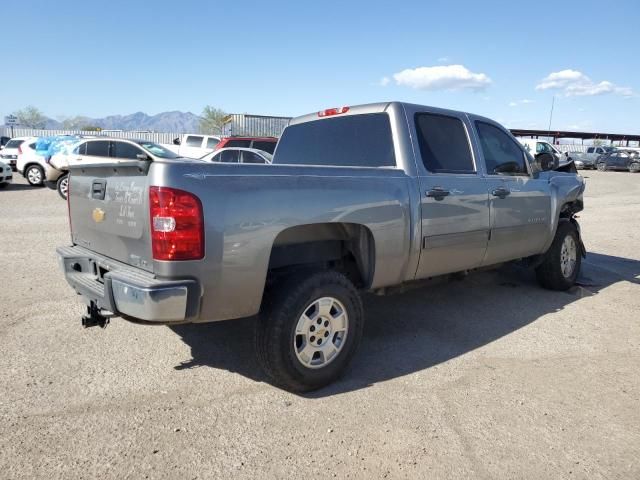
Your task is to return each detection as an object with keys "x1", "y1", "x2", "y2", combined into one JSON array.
[{"x1": 138, "y1": 141, "x2": 179, "y2": 159}]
